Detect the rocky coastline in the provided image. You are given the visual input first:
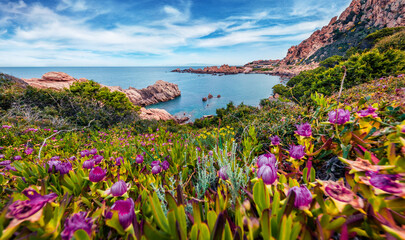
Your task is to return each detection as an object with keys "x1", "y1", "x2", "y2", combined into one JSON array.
[
  {"x1": 172, "y1": 64, "x2": 248, "y2": 75},
  {"x1": 172, "y1": 62, "x2": 317, "y2": 78},
  {"x1": 22, "y1": 72, "x2": 187, "y2": 123}
]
